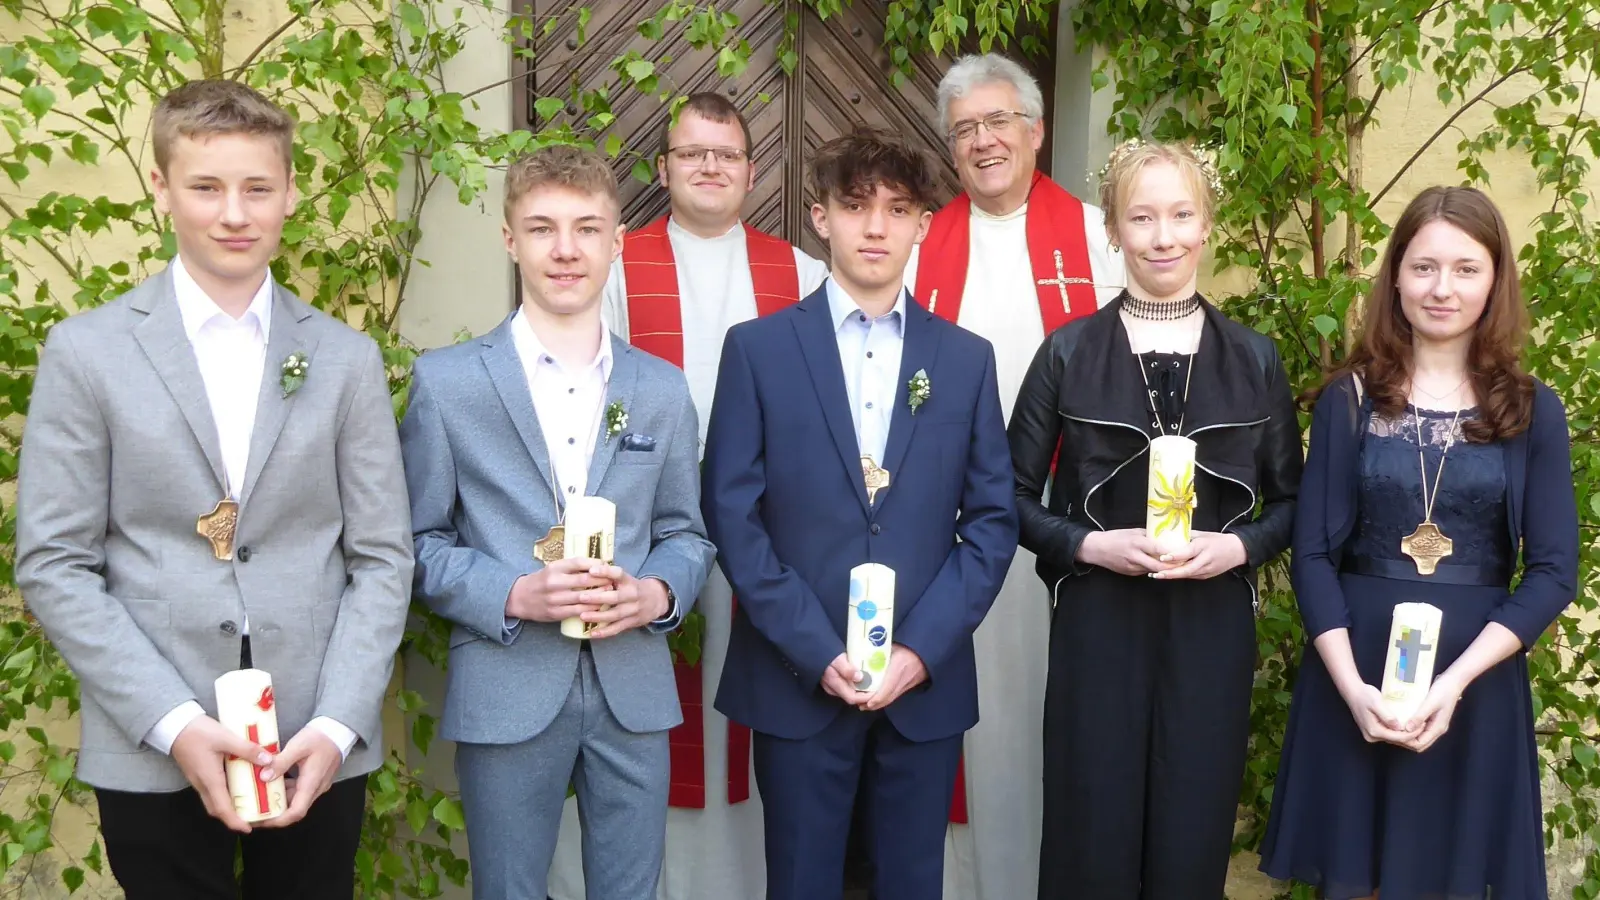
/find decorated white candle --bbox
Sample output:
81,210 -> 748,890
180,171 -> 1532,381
848,563 -> 895,693
560,495 -> 617,639
214,668 -> 287,823
1380,602 -> 1443,721
1146,434 -> 1198,555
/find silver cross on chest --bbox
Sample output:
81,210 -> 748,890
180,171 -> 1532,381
1037,249 -> 1094,315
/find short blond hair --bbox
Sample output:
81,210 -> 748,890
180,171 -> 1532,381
503,145 -> 619,223
1097,140 -> 1219,234
152,80 -> 294,174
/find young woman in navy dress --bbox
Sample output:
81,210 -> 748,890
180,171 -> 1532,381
1260,186 -> 1579,899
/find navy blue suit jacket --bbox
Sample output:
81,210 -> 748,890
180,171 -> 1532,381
1293,374 -> 1578,647
704,286 -> 1019,743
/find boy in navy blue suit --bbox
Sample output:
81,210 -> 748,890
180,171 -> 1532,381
701,128 -> 1019,900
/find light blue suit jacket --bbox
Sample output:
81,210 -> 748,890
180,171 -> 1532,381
400,314 -> 714,743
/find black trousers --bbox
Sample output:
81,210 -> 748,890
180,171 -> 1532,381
97,774 -> 366,900
1039,571 -> 1257,900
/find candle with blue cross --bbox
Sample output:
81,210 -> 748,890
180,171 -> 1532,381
1380,602 -> 1443,720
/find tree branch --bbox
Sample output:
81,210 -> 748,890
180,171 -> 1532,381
0,196 -> 83,281
228,12 -> 305,78
1372,66 -> 1531,206
1352,81 -> 1386,135
1333,0 -> 1450,84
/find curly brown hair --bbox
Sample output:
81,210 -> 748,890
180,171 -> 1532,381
1320,185 -> 1533,442
808,128 -> 937,210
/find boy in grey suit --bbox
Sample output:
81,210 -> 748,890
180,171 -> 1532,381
15,81 -> 414,898
400,145 -> 714,900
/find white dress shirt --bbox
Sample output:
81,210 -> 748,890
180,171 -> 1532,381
510,311 -> 677,625
144,258 -> 358,759
826,278 -> 906,467
510,310 -> 615,502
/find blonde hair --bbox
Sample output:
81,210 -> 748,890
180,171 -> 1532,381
502,144 -> 619,223
1097,140 -> 1220,237
152,80 -> 294,174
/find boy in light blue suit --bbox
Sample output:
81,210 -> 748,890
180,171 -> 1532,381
399,145 -> 715,900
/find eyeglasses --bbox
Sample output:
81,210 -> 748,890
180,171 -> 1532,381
946,110 -> 1033,144
666,146 -> 749,166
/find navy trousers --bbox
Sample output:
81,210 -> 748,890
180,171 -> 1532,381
755,709 -> 962,900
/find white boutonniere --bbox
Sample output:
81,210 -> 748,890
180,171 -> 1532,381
908,369 -> 931,415
605,400 -> 628,442
280,351 -> 309,398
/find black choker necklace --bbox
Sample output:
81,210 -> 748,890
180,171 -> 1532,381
1122,292 -> 1201,321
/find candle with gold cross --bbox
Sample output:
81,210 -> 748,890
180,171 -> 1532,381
558,496 -> 616,640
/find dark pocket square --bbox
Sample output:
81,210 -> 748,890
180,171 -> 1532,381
621,433 -> 656,452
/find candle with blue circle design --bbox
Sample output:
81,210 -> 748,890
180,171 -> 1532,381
848,563 -> 895,693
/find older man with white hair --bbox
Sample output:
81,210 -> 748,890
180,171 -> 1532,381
906,53 -> 1125,900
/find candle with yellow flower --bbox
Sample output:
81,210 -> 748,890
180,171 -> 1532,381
1146,434 -> 1198,555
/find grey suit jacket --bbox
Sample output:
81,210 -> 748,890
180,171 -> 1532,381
15,267 -> 415,792
399,316 -> 714,744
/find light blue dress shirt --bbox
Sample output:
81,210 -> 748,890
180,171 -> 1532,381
826,277 -> 906,467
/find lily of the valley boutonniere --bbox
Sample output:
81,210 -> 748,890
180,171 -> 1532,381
908,369 -> 931,415
605,400 -> 628,442
280,351 -> 309,398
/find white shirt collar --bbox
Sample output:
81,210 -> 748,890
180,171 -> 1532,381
667,215 -> 743,243
171,256 -> 274,341
510,309 -> 614,382
825,277 -> 907,334
972,200 -> 1028,224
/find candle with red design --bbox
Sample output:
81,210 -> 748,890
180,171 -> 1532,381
215,669 -> 287,822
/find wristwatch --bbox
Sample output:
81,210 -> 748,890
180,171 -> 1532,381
652,579 -> 678,624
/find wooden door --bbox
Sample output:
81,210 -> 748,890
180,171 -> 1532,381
518,0 -> 1055,261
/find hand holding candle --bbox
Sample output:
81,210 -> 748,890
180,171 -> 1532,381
1380,602 -> 1444,723
560,496 -> 617,639
214,669 -> 287,823
847,563 -> 896,693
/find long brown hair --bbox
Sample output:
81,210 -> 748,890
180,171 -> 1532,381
1321,185 -> 1533,441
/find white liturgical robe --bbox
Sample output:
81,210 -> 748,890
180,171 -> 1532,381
905,198 -> 1125,900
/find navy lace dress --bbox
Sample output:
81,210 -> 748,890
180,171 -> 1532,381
1261,407 -> 1549,899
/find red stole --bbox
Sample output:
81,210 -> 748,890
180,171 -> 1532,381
621,215 -> 800,809
623,216 -> 800,366
913,172 -> 1097,334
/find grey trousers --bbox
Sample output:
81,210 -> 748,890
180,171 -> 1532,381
455,652 -> 670,900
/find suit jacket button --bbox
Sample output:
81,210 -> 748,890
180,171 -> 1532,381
870,524 -> 881,535
236,546 -> 252,562
220,620 -> 238,635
